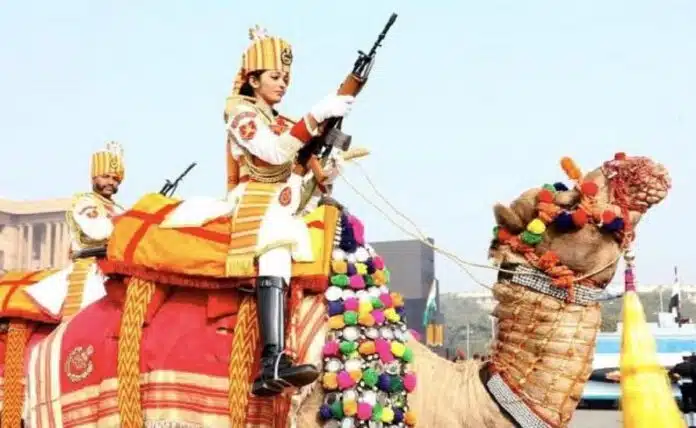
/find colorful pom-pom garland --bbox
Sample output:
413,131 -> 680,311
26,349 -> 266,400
497,156 -> 629,248
321,213 -> 417,427
490,155 -> 632,301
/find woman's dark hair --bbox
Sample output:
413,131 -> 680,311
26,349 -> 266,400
239,70 -> 265,97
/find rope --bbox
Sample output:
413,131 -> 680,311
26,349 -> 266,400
339,161 -> 622,292
117,277 -> 155,428
2,320 -> 29,428
227,295 -> 260,426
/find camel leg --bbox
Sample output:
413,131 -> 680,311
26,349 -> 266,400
251,248 -> 320,397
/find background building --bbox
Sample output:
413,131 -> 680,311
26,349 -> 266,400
0,198 -> 71,272
371,238 -> 445,353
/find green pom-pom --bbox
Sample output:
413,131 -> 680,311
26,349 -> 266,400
371,296 -> 384,309
542,183 -> 557,193
402,348 -> 414,362
383,269 -> 391,283
389,375 -> 404,392
365,275 -> 375,286
343,311 -> 358,325
521,231 -> 543,245
330,274 -> 349,288
492,225 -> 500,238
330,399 -> 344,418
372,403 -> 383,421
340,341 -> 357,354
363,368 -> 378,387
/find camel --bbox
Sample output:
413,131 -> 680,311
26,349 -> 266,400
294,152 -> 671,427
21,152 -> 670,428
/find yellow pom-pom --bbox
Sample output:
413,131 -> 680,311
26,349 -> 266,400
328,315 -> 345,330
322,372 -> 338,390
405,410 -> 417,425
384,307 -> 400,322
381,407 -> 395,423
349,370 -> 362,382
372,270 -> 386,285
391,341 -> 406,357
355,263 -> 368,275
359,300 -> 373,315
359,341 -> 376,355
343,399 -> 358,416
526,218 -> 546,235
358,312 -> 375,327
331,260 -> 348,274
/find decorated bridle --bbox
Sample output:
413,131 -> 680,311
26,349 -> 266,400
493,152 -> 671,301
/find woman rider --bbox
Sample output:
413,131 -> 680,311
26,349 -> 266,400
223,25 -> 354,397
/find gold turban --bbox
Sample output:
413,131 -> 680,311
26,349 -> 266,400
90,141 -> 125,182
224,25 -> 293,119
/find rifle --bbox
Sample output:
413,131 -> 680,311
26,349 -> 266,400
160,162 -> 197,197
295,13 -> 398,207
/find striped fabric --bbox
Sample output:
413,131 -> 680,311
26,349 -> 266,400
243,35 -> 291,75
26,295 -> 327,428
61,258 -> 94,318
226,182 -> 281,276
90,151 -> 124,181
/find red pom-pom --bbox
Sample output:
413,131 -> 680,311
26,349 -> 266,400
537,189 -> 554,204
580,181 -> 599,197
614,152 -> 627,160
572,209 -> 588,227
497,228 -> 513,241
601,209 -> 617,224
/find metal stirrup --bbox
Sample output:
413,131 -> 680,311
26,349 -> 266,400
271,351 -> 293,388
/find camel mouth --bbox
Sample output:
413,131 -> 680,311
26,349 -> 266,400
601,154 -> 671,214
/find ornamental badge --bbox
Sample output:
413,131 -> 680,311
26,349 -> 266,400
280,47 -> 293,66
278,186 -> 292,207
64,344 -> 95,383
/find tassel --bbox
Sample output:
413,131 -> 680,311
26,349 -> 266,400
560,156 -> 582,181
620,252 -> 685,428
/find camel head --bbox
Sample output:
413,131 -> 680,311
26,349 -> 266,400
489,152 -> 671,287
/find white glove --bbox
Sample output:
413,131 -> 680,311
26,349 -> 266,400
309,94 -> 355,123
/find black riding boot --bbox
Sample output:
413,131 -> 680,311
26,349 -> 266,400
251,276 -> 320,396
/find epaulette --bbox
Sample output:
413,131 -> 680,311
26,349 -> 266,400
224,95 -> 257,121
70,192 -> 96,208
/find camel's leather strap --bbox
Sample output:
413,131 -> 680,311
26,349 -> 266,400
498,263 -> 604,306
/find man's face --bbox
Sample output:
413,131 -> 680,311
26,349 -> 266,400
92,174 -> 120,198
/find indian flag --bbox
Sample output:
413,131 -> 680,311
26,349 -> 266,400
422,279 -> 438,327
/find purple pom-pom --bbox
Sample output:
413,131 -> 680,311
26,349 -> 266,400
603,217 -> 624,232
365,258 -> 376,274
553,211 -> 574,232
346,263 -> 358,276
393,408 -> 404,423
319,404 -> 333,420
377,373 -> 391,391
328,301 -> 344,316
553,182 -> 569,191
